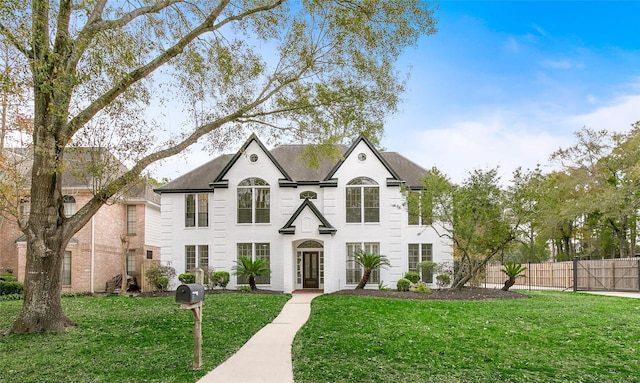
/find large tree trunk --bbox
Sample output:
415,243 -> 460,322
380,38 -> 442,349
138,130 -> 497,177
10,148 -> 75,332
10,244 -> 75,333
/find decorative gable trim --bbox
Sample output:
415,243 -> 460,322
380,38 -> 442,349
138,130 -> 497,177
278,199 -> 337,235
212,134 -> 293,185
324,135 -> 403,183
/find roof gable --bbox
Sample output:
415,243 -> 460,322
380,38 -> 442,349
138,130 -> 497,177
279,199 -> 336,235
212,134 -> 292,187
324,135 -> 402,185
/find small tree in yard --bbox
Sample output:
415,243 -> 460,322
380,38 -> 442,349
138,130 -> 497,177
353,250 -> 390,289
233,257 -> 270,291
501,262 -> 527,291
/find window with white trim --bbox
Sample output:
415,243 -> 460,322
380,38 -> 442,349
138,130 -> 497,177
63,195 -> 76,218
126,205 -> 136,234
408,243 -> 433,283
346,242 -> 380,284
185,245 -> 209,271
62,251 -> 71,285
346,177 -> 379,223
185,194 -> 209,227
126,249 -> 136,275
237,243 -> 270,284
237,178 -> 270,224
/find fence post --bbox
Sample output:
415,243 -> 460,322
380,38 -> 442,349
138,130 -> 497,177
573,257 -> 578,292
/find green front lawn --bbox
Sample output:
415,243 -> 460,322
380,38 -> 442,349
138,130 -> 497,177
0,293 -> 290,383
292,291 -> 640,383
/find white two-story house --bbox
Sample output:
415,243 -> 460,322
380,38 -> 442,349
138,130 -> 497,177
156,134 -> 453,293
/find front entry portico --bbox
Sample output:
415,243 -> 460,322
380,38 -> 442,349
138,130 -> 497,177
296,240 -> 324,290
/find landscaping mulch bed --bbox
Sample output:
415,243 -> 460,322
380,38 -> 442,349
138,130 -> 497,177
136,287 -> 527,300
331,287 -> 528,300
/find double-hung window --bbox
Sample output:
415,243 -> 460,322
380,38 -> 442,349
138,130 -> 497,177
126,205 -> 136,234
185,245 -> 209,271
185,194 -> 209,227
346,242 -> 380,284
346,177 -> 379,223
62,251 -> 72,285
407,191 -> 432,226
237,178 -> 270,224
237,243 -> 271,284
408,243 -> 433,283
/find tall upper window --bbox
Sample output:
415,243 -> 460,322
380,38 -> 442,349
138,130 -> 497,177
408,243 -> 433,283
185,194 -> 209,227
126,205 -> 136,234
346,242 -> 380,284
407,191 -> 432,226
237,178 -> 270,224
63,195 -> 76,217
346,177 -> 379,223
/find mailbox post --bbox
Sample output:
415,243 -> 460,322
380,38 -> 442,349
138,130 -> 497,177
176,284 -> 205,369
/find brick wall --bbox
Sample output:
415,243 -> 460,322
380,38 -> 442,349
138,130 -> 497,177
3,192 -> 161,293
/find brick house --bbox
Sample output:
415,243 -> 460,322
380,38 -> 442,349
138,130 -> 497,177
156,134 -> 453,293
0,148 -> 161,292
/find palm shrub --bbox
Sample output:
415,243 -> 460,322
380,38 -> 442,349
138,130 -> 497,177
352,250 -> 391,289
233,257 -> 270,291
501,262 -> 527,291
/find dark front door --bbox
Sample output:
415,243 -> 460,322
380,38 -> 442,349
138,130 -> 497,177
303,252 -> 319,288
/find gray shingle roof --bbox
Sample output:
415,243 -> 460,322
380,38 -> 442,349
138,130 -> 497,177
156,138 -> 429,192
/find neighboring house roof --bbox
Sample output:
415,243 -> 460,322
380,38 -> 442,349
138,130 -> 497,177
156,135 -> 430,192
2,147 -> 159,201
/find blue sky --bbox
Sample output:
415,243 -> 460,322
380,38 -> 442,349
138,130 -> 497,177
154,1 -> 640,183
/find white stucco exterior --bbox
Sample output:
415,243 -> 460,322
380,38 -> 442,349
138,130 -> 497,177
158,135 -> 453,293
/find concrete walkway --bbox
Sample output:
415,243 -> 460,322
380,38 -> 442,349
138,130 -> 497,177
197,291 -> 322,383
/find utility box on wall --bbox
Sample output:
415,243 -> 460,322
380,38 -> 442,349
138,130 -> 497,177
175,283 -> 205,304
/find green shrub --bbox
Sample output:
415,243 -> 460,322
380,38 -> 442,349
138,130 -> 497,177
397,278 -> 411,292
238,285 -> 252,293
404,271 -> 420,284
415,283 -> 431,294
155,277 -> 169,291
178,272 -> 195,284
144,264 -> 176,291
436,273 -> 451,288
0,280 -> 24,295
1,273 -> 17,282
213,271 -> 230,289
378,281 -> 391,291
0,293 -> 23,301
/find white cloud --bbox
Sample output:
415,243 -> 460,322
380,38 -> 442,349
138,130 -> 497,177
566,93 -> 640,132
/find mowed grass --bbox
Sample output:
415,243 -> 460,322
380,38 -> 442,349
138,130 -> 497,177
0,293 -> 289,383
292,291 -> 640,383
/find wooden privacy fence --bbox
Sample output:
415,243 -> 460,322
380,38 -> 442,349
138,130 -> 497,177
485,258 -> 640,292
